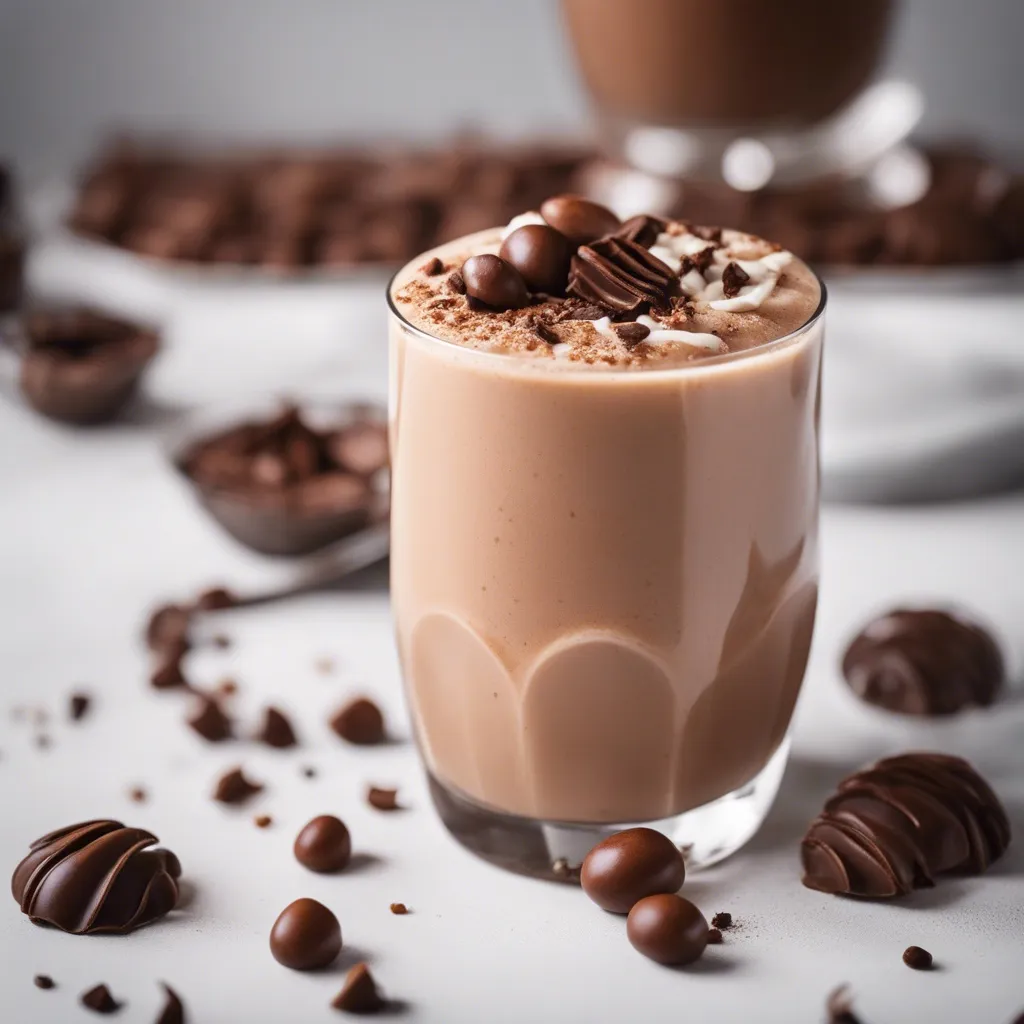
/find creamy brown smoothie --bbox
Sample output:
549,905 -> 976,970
561,0 -> 893,129
389,198 -> 823,832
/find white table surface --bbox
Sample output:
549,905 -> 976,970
1,363 -> 1023,1024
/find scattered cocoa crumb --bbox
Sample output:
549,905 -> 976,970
211,634 -> 232,649
254,814 -> 273,829
367,786 -> 399,811
217,678 -> 238,696
447,270 -> 465,294
128,786 -> 147,803
69,692 -> 92,721
33,974 -> 55,990
389,903 -> 409,915
301,766 -> 317,779
195,586 -> 237,611
314,657 -> 335,675
421,256 -> 444,275
711,912 -> 733,929
80,983 -> 120,1014
552,858 -> 580,882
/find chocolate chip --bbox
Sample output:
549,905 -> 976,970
155,984 -> 185,1024
254,814 -> 273,829
711,911 -> 732,929
80,983 -> 120,1014
301,766 -> 317,779
187,694 -> 232,742
681,246 -> 716,276
421,256 -> 444,275
218,678 -> 238,696
540,194 -> 620,246
581,828 -> 686,914
903,946 -> 933,970
69,692 -> 91,721
499,224 -> 573,295
256,706 -> 298,748
294,815 -> 351,873
330,697 -> 385,745
33,975 -> 55,990
367,786 -> 399,811
706,927 -> 723,944
389,903 -> 408,915
626,894 -> 709,966
461,254 -> 530,311
721,261 -> 750,298
270,898 -> 342,971
447,269 -> 466,294
331,962 -> 385,1014
613,322 -> 650,348
532,320 -> 561,346
213,766 -> 263,804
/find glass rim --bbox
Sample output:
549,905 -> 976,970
386,251 -> 827,378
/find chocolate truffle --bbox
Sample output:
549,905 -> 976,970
330,697 -> 385,745
269,898 -> 342,970
461,254 -> 530,311
293,815 -> 351,873
801,752 -> 1011,898
12,820 -> 181,934
499,224 -> 573,295
331,962 -> 385,1014
580,827 -> 685,914
626,894 -> 709,966
540,194 -> 620,246
842,608 -> 1003,715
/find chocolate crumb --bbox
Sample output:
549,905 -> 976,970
330,697 -> 385,745
301,766 -> 317,779
389,902 -> 409,915
217,678 -> 238,696
613,322 -> 650,347
155,983 -> 185,1024
213,766 -> 263,804
146,603 -> 192,655
367,786 -> 399,811
711,911 -> 733,929
128,786 -> 147,803
151,651 -> 188,691
187,694 -> 232,742
254,814 -> 273,829
447,270 -> 466,294
80,983 -> 120,1014
195,586 -> 236,611
706,927 -> 723,944
421,256 -> 444,276
903,946 -> 933,970
315,657 -> 335,675
722,261 -> 751,298
69,692 -> 92,721
681,245 -> 717,276
826,985 -> 862,1024
332,962 -> 385,1014
256,706 -> 298,749
33,974 -> 56,990
211,634 -> 231,649
533,320 -> 561,345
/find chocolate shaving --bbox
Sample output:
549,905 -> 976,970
681,245 -> 717,276
613,322 -> 650,348
212,766 -> 263,804
568,236 -> 675,312
615,214 -> 667,248
721,261 -> 750,298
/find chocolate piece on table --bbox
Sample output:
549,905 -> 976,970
367,786 -> 399,812
581,827 -> 685,914
540,194 -> 619,246
128,786 -> 147,803
499,224 -> 573,295
568,236 -> 675,312
256,706 -> 298,748
186,694 -> 232,742
213,766 -> 263,804
332,963 -> 386,1014
33,974 -> 55,989
151,650 -> 189,690
842,608 -> 1003,715
626,894 -> 709,966
447,269 -> 466,294
721,261 -> 751,298
826,985 -> 863,1024
81,983 -> 121,1014
12,819 -> 181,934
69,692 -> 91,721
801,752 -> 1011,898
421,256 -> 444,276
710,911 -> 732,929
330,697 -> 385,745
254,814 -> 273,829
902,945 -> 933,970
270,898 -> 342,970
706,927 -> 723,944
301,765 -> 317,779
18,308 -> 158,426
294,815 -> 352,873
146,604 -> 192,655
616,214 -> 666,248
461,254 -> 530,311
155,983 -> 185,1024
195,586 -> 237,611
614,322 -> 650,347
390,902 -> 408,915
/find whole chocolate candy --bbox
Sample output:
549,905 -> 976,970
294,815 -> 352,873
626,893 -> 709,966
270,898 -> 342,970
461,254 -> 529,311
580,827 -> 685,914
540,194 -> 620,246
498,224 -> 572,295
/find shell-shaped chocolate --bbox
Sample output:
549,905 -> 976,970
801,753 -> 1010,898
842,608 -> 1003,715
568,235 -> 675,312
11,819 -> 181,934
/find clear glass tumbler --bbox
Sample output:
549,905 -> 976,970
388,260 -> 825,879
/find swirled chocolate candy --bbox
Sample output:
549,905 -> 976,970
801,753 -> 1010,898
11,820 -> 181,934
842,609 -> 1004,715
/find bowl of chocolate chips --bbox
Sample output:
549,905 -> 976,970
169,400 -> 389,556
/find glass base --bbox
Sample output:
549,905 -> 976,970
428,736 -> 791,883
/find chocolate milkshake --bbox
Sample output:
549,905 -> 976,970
389,197 -> 823,874
561,0 -> 893,129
